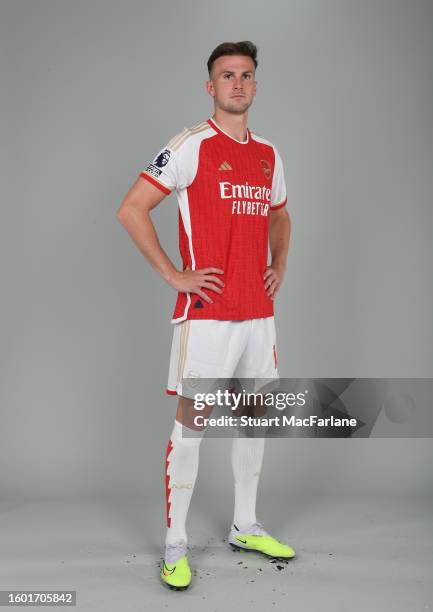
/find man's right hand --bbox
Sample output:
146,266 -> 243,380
168,267 -> 225,304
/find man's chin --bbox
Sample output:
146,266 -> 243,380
220,101 -> 252,115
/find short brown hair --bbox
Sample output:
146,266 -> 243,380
207,41 -> 258,76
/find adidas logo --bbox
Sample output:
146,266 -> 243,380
219,161 -> 232,171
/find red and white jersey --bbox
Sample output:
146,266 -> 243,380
139,117 -> 287,323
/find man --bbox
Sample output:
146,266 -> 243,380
117,41 -> 295,591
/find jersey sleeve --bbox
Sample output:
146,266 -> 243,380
270,146 -> 287,210
138,129 -> 191,195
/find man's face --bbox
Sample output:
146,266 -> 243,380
206,55 -> 257,114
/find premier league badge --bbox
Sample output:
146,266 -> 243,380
154,149 -> 171,168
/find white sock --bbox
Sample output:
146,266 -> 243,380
164,419 -> 204,550
231,432 -> 265,531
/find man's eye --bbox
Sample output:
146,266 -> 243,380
244,74 -> 251,79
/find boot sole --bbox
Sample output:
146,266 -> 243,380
229,542 -> 296,562
168,584 -> 189,591
161,578 -> 190,591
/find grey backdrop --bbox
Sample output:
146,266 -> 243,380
1,0 -> 432,499
1,1 -> 432,609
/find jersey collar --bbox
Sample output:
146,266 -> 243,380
207,117 -> 251,144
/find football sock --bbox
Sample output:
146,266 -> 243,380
231,430 -> 265,531
164,419 -> 204,554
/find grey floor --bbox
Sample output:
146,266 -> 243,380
1,493 -> 432,612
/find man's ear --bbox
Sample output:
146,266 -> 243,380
206,79 -> 215,98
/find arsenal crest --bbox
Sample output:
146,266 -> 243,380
260,159 -> 271,179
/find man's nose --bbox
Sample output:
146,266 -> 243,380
233,77 -> 243,89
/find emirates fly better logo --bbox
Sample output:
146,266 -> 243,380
219,181 -> 271,216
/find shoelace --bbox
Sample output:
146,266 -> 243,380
165,541 -> 187,565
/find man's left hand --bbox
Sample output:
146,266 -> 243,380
263,263 -> 285,300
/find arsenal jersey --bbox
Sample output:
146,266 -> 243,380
139,117 -> 287,323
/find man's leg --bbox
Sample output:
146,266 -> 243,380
227,317 -> 296,559
230,376 -> 269,533
162,318 -> 248,586
231,431 -> 265,531
229,418 -> 295,559
164,421 -> 202,556
230,317 -> 277,531
164,397 -> 211,562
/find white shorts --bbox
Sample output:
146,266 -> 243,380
166,317 -> 279,397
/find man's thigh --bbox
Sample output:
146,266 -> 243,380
234,317 -> 279,379
167,320 -> 250,397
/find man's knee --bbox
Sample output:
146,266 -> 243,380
176,396 -> 213,431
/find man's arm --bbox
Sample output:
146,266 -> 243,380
117,178 -> 224,303
264,207 -> 291,299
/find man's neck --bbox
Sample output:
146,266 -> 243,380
211,110 -> 248,142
